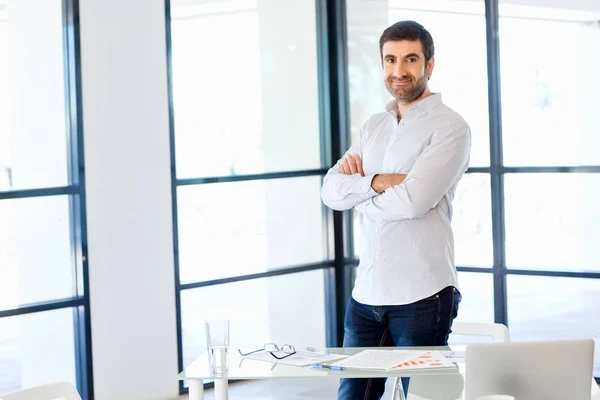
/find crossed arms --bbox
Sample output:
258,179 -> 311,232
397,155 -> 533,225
338,154 -> 408,194
321,121 -> 471,222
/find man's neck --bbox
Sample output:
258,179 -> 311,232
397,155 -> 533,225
397,90 -> 433,119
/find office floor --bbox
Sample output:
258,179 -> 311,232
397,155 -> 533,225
178,378 -> 398,399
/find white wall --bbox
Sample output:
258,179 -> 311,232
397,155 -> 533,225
78,0 -> 179,399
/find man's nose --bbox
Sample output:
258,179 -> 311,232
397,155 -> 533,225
393,61 -> 407,78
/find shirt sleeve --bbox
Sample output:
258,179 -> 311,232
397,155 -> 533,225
355,120 -> 471,221
321,124 -> 378,211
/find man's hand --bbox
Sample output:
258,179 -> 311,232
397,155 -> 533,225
339,154 -> 364,177
371,174 -> 407,194
371,174 -> 438,210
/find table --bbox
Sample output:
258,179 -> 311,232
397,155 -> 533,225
178,346 -> 467,400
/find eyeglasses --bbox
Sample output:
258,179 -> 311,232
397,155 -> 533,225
238,343 -> 297,360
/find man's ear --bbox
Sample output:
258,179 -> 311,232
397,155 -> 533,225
427,56 -> 435,80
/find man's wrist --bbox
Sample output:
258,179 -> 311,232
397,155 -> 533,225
370,173 -> 407,194
371,174 -> 385,194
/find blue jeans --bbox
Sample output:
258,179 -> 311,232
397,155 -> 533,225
337,286 -> 461,400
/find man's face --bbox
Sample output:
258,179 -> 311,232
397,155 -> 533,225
382,40 -> 434,105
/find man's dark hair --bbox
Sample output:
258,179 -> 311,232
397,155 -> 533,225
379,20 -> 434,62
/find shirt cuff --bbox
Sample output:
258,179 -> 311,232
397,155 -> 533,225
355,174 -> 378,195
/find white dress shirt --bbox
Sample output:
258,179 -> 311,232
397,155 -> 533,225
321,93 -> 471,305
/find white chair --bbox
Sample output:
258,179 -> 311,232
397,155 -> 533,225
591,378 -> 600,400
0,382 -> 82,400
448,321 -> 509,344
391,321 -> 509,400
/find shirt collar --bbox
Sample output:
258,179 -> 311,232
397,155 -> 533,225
385,92 -> 442,118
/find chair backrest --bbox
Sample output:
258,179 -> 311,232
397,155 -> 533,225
591,378 -> 600,400
449,321 -> 509,344
0,382 -> 82,400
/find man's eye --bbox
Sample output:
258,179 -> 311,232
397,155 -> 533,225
407,58 -> 417,63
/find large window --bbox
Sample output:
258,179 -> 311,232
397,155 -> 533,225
167,0 -> 600,393
167,0 -> 332,391
498,1 -> 600,377
0,0 -> 91,397
346,0 -> 600,378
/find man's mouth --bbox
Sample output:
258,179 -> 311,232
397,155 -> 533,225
392,79 -> 412,87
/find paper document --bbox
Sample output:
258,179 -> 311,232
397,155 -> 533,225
241,349 -> 348,367
390,351 -> 455,370
329,350 -> 455,371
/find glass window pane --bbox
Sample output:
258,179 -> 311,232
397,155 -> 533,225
507,275 -> 600,377
180,269 -> 327,369
177,176 -> 327,283
453,173 -> 492,267
505,174 -> 600,272
0,0 -> 69,191
0,195 -> 76,308
346,0 -> 489,166
0,308 -> 78,394
454,271 -> 494,325
499,3 -> 600,166
0,10 -> 7,190
170,0 -> 322,178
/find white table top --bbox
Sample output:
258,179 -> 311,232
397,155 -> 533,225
178,345 -> 467,381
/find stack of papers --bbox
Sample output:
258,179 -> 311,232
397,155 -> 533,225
240,349 -> 348,367
329,350 -> 455,371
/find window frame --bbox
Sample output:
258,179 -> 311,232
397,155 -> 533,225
165,2 -> 600,395
0,0 -> 93,398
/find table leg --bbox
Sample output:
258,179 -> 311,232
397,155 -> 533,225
214,378 -> 229,400
188,380 -> 204,400
391,377 -> 405,400
390,379 -> 398,400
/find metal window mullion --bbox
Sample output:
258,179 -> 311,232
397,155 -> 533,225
178,262 -> 334,291
466,167 -> 490,173
0,297 -> 84,319
506,269 -> 600,280
320,0 -> 351,348
63,6 -> 83,396
164,0 -> 186,395
484,0 -> 508,327
315,0 -> 339,347
502,166 -> 600,174
0,186 -> 76,200
458,266 -> 600,280
175,168 -> 328,186
62,0 -> 93,397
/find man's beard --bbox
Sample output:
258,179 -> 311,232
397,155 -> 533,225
385,73 -> 428,104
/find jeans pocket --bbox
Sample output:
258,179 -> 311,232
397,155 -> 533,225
454,287 -> 462,304
411,294 -> 440,317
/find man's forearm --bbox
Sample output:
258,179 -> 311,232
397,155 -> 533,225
371,173 -> 408,194
321,173 -> 378,211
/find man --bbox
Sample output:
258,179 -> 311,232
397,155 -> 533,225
321,20 -> 470,400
